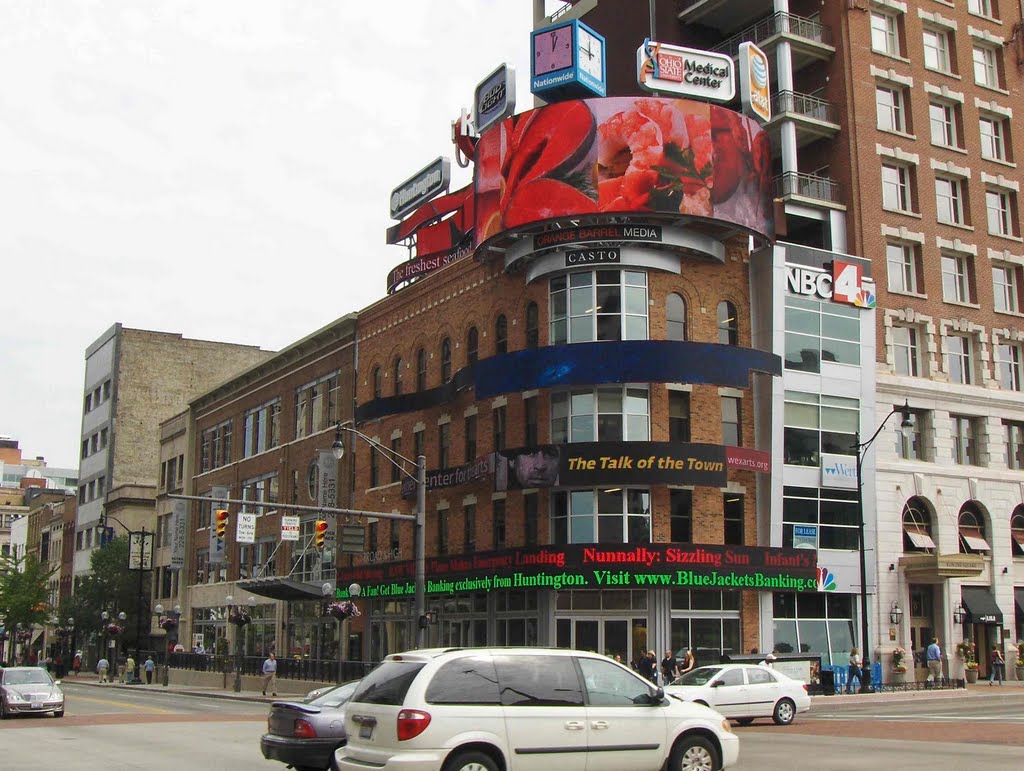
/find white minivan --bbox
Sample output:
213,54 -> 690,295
334,647 -> 739,771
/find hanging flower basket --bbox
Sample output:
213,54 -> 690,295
326,600 -> 361,620
159,617 -> 179,631
228,609 -> 252,627
891,646 -> 907,672
106,623 -> 125,636
54,626 -> 73,638
15,630 -> 32,643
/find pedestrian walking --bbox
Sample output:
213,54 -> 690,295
54,653 -> 64,678
926,638 -> 942,686
989,645 -> 1004,685
72,652 -> 82,676
96,656 -> 110,683
637,649 -> 656,683
262,652 -> 278,696
661,649 -> 678,685
144,655 -> 156,685
678,647 -> 696,676
845,647 -> 862,693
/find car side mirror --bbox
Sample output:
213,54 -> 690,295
651,686 -> 664,703
709,680 -> 723,687
54,680 -> 62,686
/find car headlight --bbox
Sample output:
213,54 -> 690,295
4,689 -> 26,702
721,720 -> 733,734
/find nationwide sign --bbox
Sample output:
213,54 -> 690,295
337,542 -> 819,599
637,39 -> 735,102
390,157 -> 451,221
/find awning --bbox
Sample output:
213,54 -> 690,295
905,530 -> 936,550
237,577 -> 331,602
961,585 -> 1003,625
959,528 -> 990,552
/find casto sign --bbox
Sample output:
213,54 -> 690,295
565,247 -> 620,266
337,542 -> 819,599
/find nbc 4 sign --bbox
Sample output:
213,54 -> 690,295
816,567 -> 837,592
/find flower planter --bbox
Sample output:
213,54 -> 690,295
1015,665 -> 1024,682
965,668 -> 979,684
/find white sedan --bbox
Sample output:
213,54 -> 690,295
665,664 -> 810,726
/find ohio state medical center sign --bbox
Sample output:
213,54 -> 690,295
338,542 -> 818,599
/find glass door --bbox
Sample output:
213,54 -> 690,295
555,616 -> 646,668
908,584 -> 934,682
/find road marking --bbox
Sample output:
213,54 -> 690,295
70,694 -> 178,714
812,714 -> 1024,722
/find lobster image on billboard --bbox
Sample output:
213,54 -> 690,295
474,96 -> 774,246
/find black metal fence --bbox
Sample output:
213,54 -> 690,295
167,652 -> 376,684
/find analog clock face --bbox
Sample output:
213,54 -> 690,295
577,29 -> 603,80
534,25 -> 573,75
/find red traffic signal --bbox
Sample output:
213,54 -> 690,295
314,519 -> 328,549
215,509 -> 229,539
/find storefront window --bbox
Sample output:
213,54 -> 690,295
772,591 -> 854,667
551,488 -> 651,545
550,270 -> 649,344
670,590 -> 741,664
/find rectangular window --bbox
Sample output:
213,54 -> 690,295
241,473 -> 279,515
935,177 -> 966,225
724,494 -> 744,545
438,423 -> 450,469
524,398 -> 538,446
898,409 -> 927,460
783,392 -> 859,467
929,101 -> 958,148
886,241 -> 920,293
997,343 -> 1023,391
951,415 -> 978,465
295,387 -> 309,439
784,295 -> 861,373
986,189 -> 1016,237
882,163 -> 911,211
969,0 -> 996,18
243,400 -> 281,457
923,27 -> 952,73
551,386 -> 650,443
782,486 -> 860,551
979,116 -> 1009,161
465,414 -> 478,462
1005,420 -> 1024,469
493,499 -> 506,550
670,489 -> 692,542
721,396 -> 741,446
669,391 -> 691,442
941,252 -> 974,304
876,85 -> 907,133
549,270 -> 649,345
973,44 -> 1000,88
391,436 -> 403,484
84,393 -> 92,413
414,429 -> 424,461
437,508 -> 449,554
944,334 -> 974,384
870,11 -> 900,56
463,503 -> 476,553
493,406 -> 506,450
993,264 -> 1023,313
524,493 -> 538,547
369,450 -> 379,488
100,427 -> 108,448
892,325 -> 921,376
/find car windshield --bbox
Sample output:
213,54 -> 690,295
3,670 -> 53,686
672,666 -> 721,686
308,680 -> 360,707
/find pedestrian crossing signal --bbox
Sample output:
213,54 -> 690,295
314,519 -> 328,549
215,509 -> 229,539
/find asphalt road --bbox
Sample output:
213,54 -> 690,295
2,682 -> 1022,770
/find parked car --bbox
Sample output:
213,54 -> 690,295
0,666 -> 65,718
261,680 -> 360,771
333,647 -> 739,771
665,664 -> 810,726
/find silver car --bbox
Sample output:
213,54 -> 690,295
261,680 -> 360,771
0,667 -> 65,718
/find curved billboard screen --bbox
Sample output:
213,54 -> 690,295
474,96 -> 774,246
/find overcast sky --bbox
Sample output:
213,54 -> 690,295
0,1 -> 562,469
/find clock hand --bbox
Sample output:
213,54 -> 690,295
551,30 -> 557,52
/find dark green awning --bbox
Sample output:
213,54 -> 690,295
961,586 -> 1002,625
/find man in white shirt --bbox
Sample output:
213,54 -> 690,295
262,653 -> 278,696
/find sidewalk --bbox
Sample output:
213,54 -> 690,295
811,677 -> 1024,706
63,671 -> 320,704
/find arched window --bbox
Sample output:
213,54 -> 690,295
393,357 -> 403,395
441,338 -> 452,384
717,301 -> 738,345
416,348 -> 427,391
958,503 -> 990,554
526,302 -> 540,349
372,366 -> 382,400
467,327 -> 479,365
495,315 -> 508,355
667,293 -> 687,341
902,497 -> 935,552
1011,505 -> 1024,557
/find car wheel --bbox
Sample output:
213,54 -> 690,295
669,735 -> 720,771
442,750 -> 499,771
54,709 -> 65,718
735,717 -> 754,726
772,698 -> 796,726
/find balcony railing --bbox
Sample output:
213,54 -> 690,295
772,91 -> 838,125
714,12 -> 833,58
775,172 -> 842,204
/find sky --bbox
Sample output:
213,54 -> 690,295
0,0 -> 563,470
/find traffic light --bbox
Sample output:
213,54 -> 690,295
215,509 -> 229,540
314,519 -> 328,549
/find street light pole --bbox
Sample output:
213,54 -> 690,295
855,400 -> 912,694
332,423 -> 427,649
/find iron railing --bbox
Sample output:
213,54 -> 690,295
167,652 -> 376,684
714,12 -> 833,58
775,171 -> 842,204
772,90 -> 838,125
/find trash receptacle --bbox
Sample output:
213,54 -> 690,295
818,668 -> 835,695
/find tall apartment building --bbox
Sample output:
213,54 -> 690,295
553,0 -> 1024,679
74,324 -> 271,582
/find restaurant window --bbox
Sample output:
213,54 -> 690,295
902,497 -> 936,553
549,270 -> 649,344
958,504 -> 990,554
551,488 -> 651,545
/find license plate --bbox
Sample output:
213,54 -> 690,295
31,703 -> 43,710
359,723 -> 374,739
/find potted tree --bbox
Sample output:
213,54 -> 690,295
890,646 -> 907,683
957,640 -> 979,683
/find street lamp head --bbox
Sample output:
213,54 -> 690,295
953,602 -> 966,624
348,583 -> 362,598
225,595 -> 234,605
101,611 -> 109,621
331,422 -> 345,461
155,604 -> 164,615
117,612 -> 126,621
247,596 -> 256,607
173,605 -> 181,615
67,617 -> 74,626
899,400 -> 913,429
322,582 -> 333,596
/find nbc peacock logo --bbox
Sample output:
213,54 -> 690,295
816,567 -> 837,592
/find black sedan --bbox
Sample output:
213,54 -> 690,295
261,680 -> 360,771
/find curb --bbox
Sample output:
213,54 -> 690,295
65,679 -> 303,704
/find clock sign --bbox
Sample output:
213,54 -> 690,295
531,20 -> 606,101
